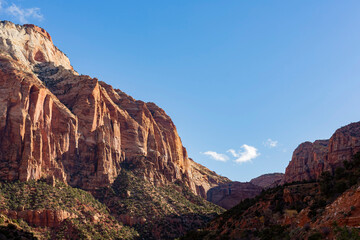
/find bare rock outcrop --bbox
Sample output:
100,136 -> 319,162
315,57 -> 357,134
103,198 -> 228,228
0,21 -> 74,73
285,122 -> 360,183
0,22 -> 228,196
0,58 -> 78,183
314,185 -> 360,228
250,173 -> 284,189
0,209 -> 76,228
207,182 -> 262,209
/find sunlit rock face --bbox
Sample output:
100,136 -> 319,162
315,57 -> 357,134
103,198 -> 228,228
0,59 -> 78,183
0,21 -> 74,73
284,122 -> 360,183
0,21 -> 228,195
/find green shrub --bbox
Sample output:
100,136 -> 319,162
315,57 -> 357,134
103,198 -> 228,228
308,232 -> 323,240
334,226 -> 360,240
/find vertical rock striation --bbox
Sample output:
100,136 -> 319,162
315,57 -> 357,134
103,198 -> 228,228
0,58 -> 78,183
0,21 -> 228,196
285,122 -> 360,183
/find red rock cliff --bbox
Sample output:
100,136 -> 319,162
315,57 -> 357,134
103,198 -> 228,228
0,59 -> 78,183
285,122 -> 360,183
207,182 -> 262,209
0,22 -> 228,196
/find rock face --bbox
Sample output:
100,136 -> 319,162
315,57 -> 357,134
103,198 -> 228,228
0,209 -> 76,228
0,58 -> 79,183
0,21 -> 74,73
314,185 -> 360,228
207,182 -> 262,209
207,173 -> 283,209
0,21 -> 228,195
250,173 -> 284,189
285,122 -> 360,183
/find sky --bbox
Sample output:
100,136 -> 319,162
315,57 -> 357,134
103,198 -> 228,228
2,1 -> 360,182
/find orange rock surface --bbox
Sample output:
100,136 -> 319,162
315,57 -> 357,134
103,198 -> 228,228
285,122 -> 360,183
0,21 -> 228,196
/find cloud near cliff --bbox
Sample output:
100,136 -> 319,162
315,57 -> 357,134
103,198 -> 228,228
0,1 -> 43,24
202,151 -> 228,162
227,144 -> 260,163
264,138 -> 278,148
203,144 -> 260,163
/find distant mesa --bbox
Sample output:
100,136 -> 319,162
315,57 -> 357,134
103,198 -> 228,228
250,172 -> 284,189
207,173 -> 284,209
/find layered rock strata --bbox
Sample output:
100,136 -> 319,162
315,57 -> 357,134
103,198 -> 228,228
285,122 -> 360,183
0,21 -> 228,195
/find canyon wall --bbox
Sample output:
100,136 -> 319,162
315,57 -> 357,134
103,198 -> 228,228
285,122 -> 360,183
0,21 -> 228,196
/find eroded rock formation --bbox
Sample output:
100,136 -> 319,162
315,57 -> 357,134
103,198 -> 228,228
0,209 -> 76,228
0,21 -> 228,196
285,122 -> 360,183
207,182 -> 262,209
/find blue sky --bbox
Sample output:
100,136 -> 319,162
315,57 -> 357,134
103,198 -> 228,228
2,1 -> 360,181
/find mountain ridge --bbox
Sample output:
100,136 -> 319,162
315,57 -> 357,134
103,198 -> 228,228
285,121 -> 360,183
183,122 -> 360,239
0,21 -> 229,239
0,20 -> 229,195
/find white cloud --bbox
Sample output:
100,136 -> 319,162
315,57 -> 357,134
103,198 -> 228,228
264,138 -> 278,148
1,1 -> 43,24
228,145 -> 260,163
202,151 -> 228,162
227,149 -> 238,157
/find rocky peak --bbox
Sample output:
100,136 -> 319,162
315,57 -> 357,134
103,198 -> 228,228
0,21 -> 228,196
0,21 -> 74,73
23,24 -> 52,42
284,122 -> 360,183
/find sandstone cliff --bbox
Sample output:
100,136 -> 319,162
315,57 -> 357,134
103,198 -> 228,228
250,173 -> 284,189
0,21 -> 228,195
0,21 -> 231,239
186,159 -> 360,240
285,122 -> 360,183
206,173 -> 283,209
207,182 -> 262,209
0,21 -> 74,73
0,57 -> 79,183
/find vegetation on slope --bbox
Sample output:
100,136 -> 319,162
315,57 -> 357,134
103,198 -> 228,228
96,161 -> 225,239
182,153 -> 360,240
0,179 -> 138,240
0,214 -> 37,240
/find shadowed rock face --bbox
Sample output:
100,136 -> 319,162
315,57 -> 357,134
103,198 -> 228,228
206,173 -> 284,209
0,21 -> 228,196
207,182 -> 262,209
285,122 -> 360,183
250,173 -> 284,189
